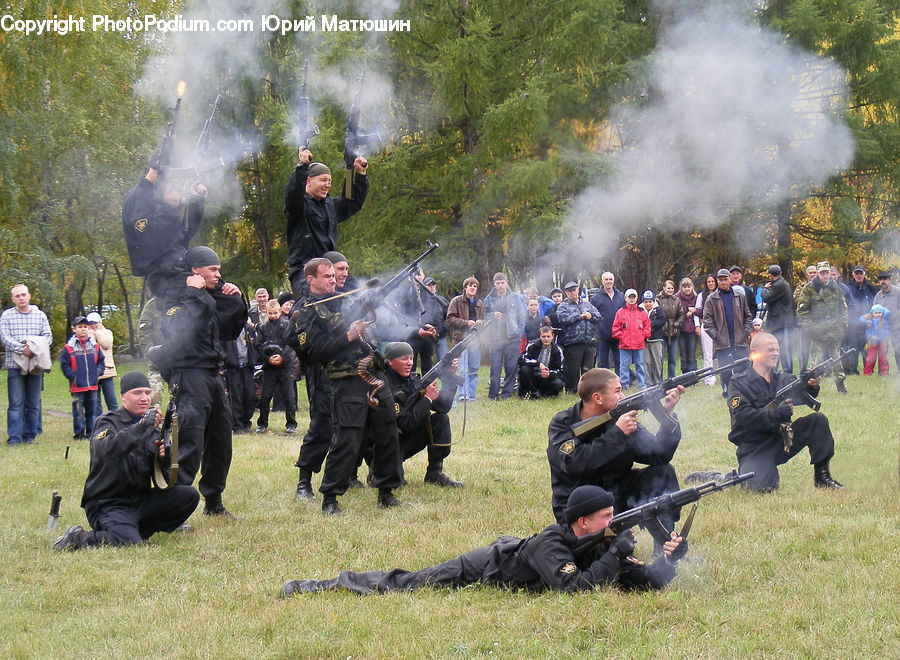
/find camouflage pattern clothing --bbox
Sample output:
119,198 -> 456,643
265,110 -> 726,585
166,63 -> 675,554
796,277 -> 848,385
138,298 -> 166,405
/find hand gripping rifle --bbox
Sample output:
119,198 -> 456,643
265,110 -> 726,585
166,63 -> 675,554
572,357 -> 750,438
764,348 -> 855,412
571,470 -> 755,556
152,385 -> 180,489
298,59 -> 319,149
343,69 -> 381,199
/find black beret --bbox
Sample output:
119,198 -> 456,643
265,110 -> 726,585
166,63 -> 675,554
120,371 -> 151,394
564,485 -> 615,524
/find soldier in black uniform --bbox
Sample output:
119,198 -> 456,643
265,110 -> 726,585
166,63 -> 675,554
293,251 -> 360,500
547,368 -> 684,530
383,341 -> 462,488
727,332 -> 843,492
291,258 -> 403,515
122,152 -> 207,300
158,246 -> 247,518
280,484 -> 685,596
53,372 -> 199,550
284,147 -> 368,294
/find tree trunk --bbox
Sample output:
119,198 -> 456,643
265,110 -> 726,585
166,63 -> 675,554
113,263 -> 137,356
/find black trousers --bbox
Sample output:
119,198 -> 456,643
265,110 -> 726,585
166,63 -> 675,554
399,411 -> 451,470
295,364 -> 333,473
605,464 -> 681,533
225,365 -> 256,430
319,376 -> 402,497
517,365 -> 564,398
714,346 -> 749,395
292,544 -> 497,594
410,336 -> 435,374
736,412 -> 835,491
82,486 -> 199,546
258,367 -> 297,427
170,368 -> 233,499
563,343 -> 597,393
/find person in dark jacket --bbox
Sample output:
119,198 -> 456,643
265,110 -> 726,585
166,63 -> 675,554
157,246 -> 247,518
52,372 -> 199,550
547,368 -> 684,529
483,272 -> 526,401
280,484 -> 685,597
702,269 -> 753,396
845,266 -> 878,374
254,300 -> 298,434
727,333 -> 843,492
284,147 -> 368,294
557,282 -> 600,394
760,264 -> 795,373
640,291 -> 666,386
121,153 -> 208,301
384,341 -> 462,487
517,326 -> 565,399
60,316 -> 105,440
656,280 -> 684,379
589,272 -> 625,371
445,277 -> 486,402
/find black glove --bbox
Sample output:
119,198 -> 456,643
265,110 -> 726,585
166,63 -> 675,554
608,529 -> 635,559
774,401 -> 793,423
138,406 -> 159,430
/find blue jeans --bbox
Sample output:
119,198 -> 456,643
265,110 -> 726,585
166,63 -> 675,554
98,377 -> 118,411
456,345 -> 481,402
663,337 -> 679,379
7,369 -> 43,444
71,390 -> 99,437
619,349 -> 646,389
434,337 -> 448,361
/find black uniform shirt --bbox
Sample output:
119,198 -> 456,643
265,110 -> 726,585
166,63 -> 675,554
727,368 -> 819,449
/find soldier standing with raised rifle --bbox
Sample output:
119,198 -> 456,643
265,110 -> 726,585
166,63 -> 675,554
727,332 -> 843,492
53,372 -> 199,550
291,258 -> 403,515
547,368 -> 684,531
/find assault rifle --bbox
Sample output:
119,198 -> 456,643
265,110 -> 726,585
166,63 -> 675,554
343,69 -> 381,199
764,348 -> 855,412
165,93 -> 225,182
572,470 -> 755,556
152,385 -> 180,490
572,357 -> 749,438
153,82 -> 184,186
418,318 -> 494,392
298,59 -> 319,149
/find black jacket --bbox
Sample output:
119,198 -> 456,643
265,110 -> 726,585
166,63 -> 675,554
547,401 -> 681,524
520,339 -> 564,378
291,291 -> 371,380
727,367 -> 819,451
122,177 -> 204,277
81,407 -> 162,509
284,162 -> 368,273
385,367 -> 453,435
760,276 -> 794,332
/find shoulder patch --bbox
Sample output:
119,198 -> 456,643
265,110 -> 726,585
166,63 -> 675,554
134,218 -> 148,232
729,396 -> 741,410
559,439 -> 575,455
297,331 -> 307,345
166,306 -> 180,316
94,428 -> 109,440
560,562 -> 577,574
394,402 -> 400,415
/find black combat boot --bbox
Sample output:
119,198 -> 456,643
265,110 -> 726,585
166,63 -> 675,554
376,489 -> 404,508
321,496 -> 341,516
203,495 -> 241,519
295,469 -> 315,500
424,462 -> 463,488
814,461 -> 844,489
53,525 -> 86,551
836,380 -> 848,395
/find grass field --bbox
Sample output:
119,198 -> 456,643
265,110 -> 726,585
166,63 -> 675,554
1,363 -> 898,659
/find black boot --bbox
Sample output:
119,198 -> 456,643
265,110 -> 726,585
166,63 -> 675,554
296,469 -> 315,500
425,462 -> 463,488
203,495 -> 241,519
376,489 -> 405,508
836,380 -> 848,395
814,461 -> 844,489
53,525 -> 86,551
321,496 -> 341,516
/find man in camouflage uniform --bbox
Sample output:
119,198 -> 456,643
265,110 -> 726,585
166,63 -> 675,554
138,298 -> 166,405
796,261 -> 849,394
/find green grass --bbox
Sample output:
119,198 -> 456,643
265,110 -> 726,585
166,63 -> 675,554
1,365 -> 898,658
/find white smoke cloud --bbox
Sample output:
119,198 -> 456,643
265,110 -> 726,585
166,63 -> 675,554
569,0 -> 855,257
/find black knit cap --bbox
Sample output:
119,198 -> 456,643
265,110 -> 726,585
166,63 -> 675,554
184,246 -> 220,268
322,251 -> 347,265
564,485 -> 615,524
384,342 -> 414,360
120,371 -> 151,394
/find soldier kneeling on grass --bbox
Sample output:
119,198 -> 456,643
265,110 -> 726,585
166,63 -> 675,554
53,372 -> 199,550
280,484 -> 685,597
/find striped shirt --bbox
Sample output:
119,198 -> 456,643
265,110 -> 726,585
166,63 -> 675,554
1,306 -> 53,369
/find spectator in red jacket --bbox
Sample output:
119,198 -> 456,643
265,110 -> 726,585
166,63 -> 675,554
612,289 -> 651,389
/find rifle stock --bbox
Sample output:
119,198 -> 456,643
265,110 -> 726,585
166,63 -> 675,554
153,385 -> 180,489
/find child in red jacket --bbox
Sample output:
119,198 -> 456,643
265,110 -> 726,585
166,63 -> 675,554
612,289 -> 651,389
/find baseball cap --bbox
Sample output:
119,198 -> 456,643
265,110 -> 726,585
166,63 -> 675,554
72,315 -> 88,326
716,269 -> 730,278
86,312 -> 102,324
642,290 -> 654,301
624,288 -> 638,298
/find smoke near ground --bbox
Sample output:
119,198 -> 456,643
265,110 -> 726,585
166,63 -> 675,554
566,0 -> 855,262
